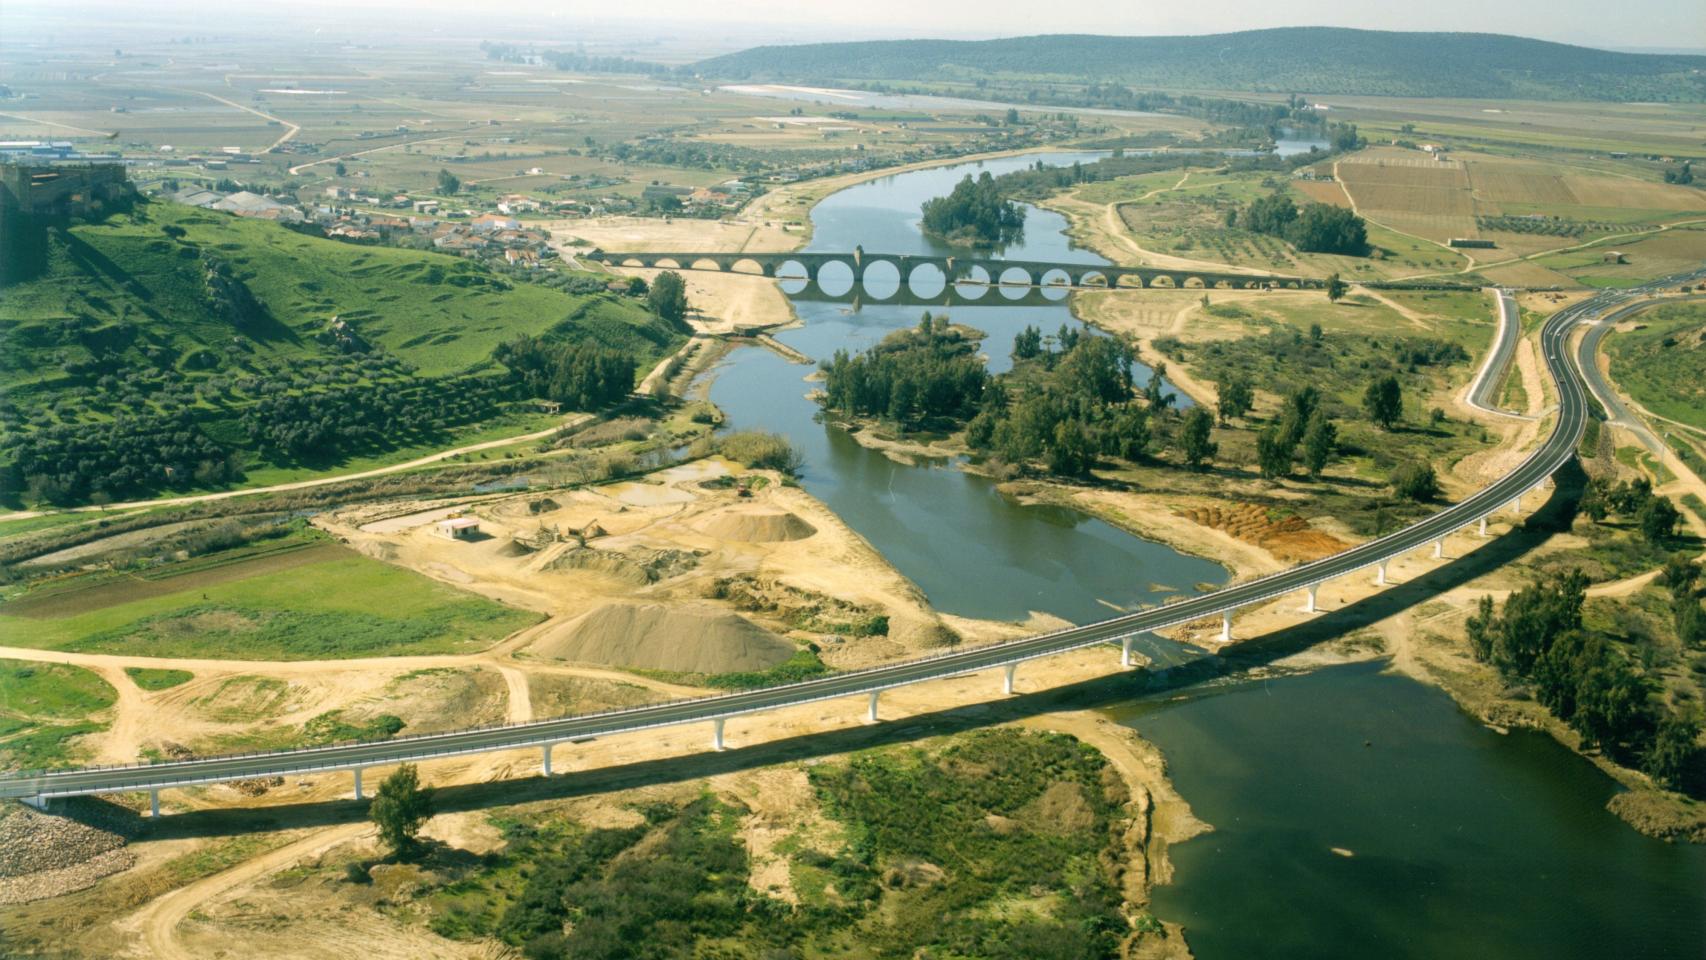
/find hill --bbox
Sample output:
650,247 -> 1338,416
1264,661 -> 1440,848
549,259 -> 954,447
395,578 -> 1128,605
696,28 -> 1706,101
0,200 -> 685,506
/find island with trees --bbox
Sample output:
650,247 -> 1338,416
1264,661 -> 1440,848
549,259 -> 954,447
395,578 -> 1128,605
920,171 -> 1026,247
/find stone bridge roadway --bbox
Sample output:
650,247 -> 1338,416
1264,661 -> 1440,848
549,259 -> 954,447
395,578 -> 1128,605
586,246 -> 1321,293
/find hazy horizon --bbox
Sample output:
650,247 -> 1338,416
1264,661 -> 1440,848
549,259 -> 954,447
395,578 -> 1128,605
2,0 -> 1701,58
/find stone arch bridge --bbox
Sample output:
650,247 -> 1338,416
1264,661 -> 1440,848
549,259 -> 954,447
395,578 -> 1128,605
586,247 -> 1321,293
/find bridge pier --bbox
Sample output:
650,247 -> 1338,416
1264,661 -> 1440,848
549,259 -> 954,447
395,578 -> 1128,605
1120,635 -> 1134,668
1479,516 -> 1488,537
1433,539 -> 1444,560
1002,663 -> 1017,695
1376,561 -> 1389,586
866,691 -> 880,724
712,718 -> 726,751
352,768 -> 364,801
541,744 -> 553,777
1304,583 -> 1319,613
1219,612 -> 1232,643
1511,494 -> 1522,513
149,789 -> 160,818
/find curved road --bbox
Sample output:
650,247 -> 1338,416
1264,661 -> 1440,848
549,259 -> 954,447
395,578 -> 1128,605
1577,293 -> 1706,456
1465,288 -> 1534,419
6,270 -> 1703,806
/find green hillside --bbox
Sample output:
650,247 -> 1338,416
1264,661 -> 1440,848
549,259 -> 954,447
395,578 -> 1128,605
0,200 -> 684,506
697,28 -> 1706,101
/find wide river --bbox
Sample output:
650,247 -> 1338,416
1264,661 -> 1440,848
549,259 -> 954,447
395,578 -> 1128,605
703,153 -> 1706,955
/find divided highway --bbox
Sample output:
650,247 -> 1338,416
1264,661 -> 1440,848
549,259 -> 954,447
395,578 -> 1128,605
5,272 -> 1701,808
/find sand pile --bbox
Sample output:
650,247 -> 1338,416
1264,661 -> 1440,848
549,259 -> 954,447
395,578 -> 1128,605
496,538 -> 536,557
531,602 -> 795,674
542,545 -> 700,585
695,509 -> 817,543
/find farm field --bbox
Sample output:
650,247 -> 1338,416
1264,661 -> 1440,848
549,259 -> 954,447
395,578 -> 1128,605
0,540 -> 541,659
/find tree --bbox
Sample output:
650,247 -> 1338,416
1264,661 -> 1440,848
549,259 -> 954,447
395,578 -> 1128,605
1391,461 -> 1438,502
436,168 -> 461,196
1256,425 -> 1292,480
1643,713 -> 1701,791
1301,411 -> 1336,476
1012,325 -> 1042,361
370,763 -> 436,858
1216,374 -> 1253,424
1637,496 -> 1681,545
1662,553 -> 1699,595
1046,419 -> 1094,477
1326,273 -> 1347,302
1363,375 -> 1403,430
1179,407 -> 1217,469
646,270 -> 690,328
334,161 -> 347,177
1466,595 -> 1497,663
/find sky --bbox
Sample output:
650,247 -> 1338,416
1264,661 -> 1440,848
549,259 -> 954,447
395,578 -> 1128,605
246,0 -> 1706,50
5,0 -> 1703,53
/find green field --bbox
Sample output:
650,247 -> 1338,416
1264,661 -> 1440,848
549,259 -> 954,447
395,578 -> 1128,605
0,547 -> 540,659
1604,301 -> 1706,432
0,659 -> 117,770
124,667 -> 195,691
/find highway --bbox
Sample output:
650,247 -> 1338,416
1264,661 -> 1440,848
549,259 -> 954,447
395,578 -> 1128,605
1576,292 -> 1706,456
1464,289 -> 1534,419
5,271 -> 1702,808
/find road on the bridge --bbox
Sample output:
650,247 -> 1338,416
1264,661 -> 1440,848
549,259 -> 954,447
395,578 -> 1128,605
5,270 -> 1702,804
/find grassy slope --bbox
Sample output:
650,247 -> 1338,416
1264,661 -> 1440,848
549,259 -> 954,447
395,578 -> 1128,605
0,549 -> 541,659
0,200 -> 686,503
1604,301 -> 1706,431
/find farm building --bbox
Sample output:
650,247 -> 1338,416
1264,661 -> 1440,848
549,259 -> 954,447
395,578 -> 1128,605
1448,237 -> 1497,249
1602,251 -> 1628,264
435,517 -> 481,540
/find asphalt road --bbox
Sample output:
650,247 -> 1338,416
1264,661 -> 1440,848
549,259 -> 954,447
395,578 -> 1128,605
6,272 -> 1702,803
1465,288 -> 1532,418
1576,292 -> 1706,456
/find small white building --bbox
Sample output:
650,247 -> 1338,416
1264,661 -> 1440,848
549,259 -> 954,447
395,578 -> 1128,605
435,517 -> 481,540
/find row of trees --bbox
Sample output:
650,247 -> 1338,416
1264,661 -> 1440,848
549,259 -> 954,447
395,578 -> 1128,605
1229,193 -> 1370,256
495,337 -> 638,411
1466,571 -> 1700,792
1,411 -> 242,505
241,376 -> 512,461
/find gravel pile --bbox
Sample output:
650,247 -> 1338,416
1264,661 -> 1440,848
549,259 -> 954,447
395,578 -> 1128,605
0,799 -> 137,904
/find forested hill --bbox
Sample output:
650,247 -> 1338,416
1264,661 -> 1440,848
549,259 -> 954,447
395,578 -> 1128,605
696,28 -> 1706,101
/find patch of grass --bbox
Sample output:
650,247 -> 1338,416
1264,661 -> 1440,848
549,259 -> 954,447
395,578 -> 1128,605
0,722 -> 105,770
0,660 -> 117,717
123,667 -> 193,691
1604,302 -> 1706,432
0,553 -> 541,659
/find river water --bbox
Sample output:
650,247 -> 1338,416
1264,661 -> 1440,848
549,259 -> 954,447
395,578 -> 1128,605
709,152 -> 1227,630
703,152 -> 1706,956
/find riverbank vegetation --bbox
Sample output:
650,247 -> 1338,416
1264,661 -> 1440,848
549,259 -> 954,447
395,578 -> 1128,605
418,728 -> 1131,958
1467,563 -> 1704,798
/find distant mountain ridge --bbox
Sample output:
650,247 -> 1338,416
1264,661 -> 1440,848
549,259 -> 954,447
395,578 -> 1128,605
695,27 -> 1706,101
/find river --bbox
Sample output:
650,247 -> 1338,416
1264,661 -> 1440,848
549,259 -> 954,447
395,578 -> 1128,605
702,151 -> 1706,956
709,152 -> 1228,632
